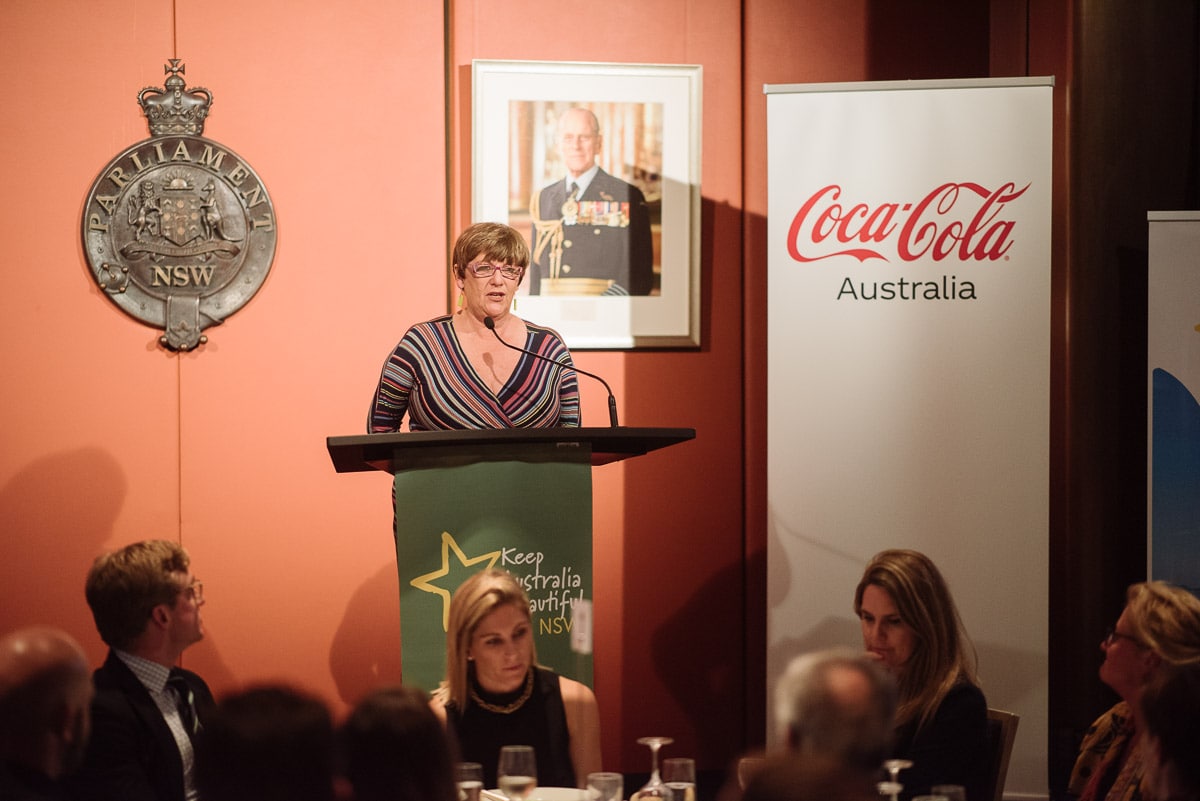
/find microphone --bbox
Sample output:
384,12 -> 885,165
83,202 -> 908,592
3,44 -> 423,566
484,316 -> 619,427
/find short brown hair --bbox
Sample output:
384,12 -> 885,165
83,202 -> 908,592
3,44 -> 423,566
85,540 -> 190,649
341,685 -> 458,801
196,685 -> 336,801
451,223 -> 530,281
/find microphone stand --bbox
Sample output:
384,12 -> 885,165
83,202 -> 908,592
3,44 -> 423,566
484,316 -> 620,427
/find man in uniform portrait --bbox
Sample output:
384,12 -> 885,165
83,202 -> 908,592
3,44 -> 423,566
529,107 -> 655,296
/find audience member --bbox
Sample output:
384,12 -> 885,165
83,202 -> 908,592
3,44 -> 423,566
1069,581 -> 1200,801
741,754 -> 881,801
341,685 -> 457,801
0,626 -> 93,801
854,549 -> 988,801
774,647 -> 897,775
69,540 -> 214,801
1139,661 -> 1200,801
430,568 -> 601,788
194,685 -> 336,801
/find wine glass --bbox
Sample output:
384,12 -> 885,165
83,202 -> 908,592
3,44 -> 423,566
736,756 -> 767,790
498,745 -> 538,801
456,763 -> 484,801
631,737 -> 674,801
877,759 -> 912,801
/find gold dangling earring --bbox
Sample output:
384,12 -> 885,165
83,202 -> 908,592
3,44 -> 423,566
457,291 -> 464,310
512,294 -> 517,311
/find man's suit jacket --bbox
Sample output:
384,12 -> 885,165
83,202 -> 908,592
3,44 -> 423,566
530,168 -> 655,295
68,651 -> 214,801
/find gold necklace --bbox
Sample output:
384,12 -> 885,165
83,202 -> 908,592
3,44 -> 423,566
470,668 -> 534,714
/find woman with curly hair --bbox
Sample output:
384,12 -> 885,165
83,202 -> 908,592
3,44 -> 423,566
1069,581 -> 1200,801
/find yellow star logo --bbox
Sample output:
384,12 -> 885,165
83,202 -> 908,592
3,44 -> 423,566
409,531 -> 501,630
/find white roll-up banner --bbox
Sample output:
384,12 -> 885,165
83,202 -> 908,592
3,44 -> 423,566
766,77 -> 1052,799
1148,211 -> 1200,590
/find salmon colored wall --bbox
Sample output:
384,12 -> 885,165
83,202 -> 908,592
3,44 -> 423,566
0,0 -> 747,777
0,0 -> 447,718
0,0 -> 1031,782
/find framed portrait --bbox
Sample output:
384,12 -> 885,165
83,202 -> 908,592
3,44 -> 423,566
471,60 -> 702,349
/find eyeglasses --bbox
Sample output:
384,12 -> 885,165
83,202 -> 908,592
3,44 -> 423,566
467,262 -> 524,281
182,581 -> 204,604
1104,627 -> 1144,648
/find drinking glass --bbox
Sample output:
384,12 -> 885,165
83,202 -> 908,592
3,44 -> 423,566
588,772 -> 624,801
736,756 -> 766,790
456,762 -> 484,801
931,786 -> 966,801
498,745 -> 538,801
662,758 -> 695,801
631,737 -> 674,801
877,759 -> 912,801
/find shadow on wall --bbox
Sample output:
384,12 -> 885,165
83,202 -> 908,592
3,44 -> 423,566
329,560 -> 403,705
761,506 -> 1046,794
652,549 -> 766,769
0,448 -> 126,657
0,447 -> 239,692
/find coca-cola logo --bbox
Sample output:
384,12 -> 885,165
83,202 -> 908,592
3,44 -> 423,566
786,182 -> 1029,264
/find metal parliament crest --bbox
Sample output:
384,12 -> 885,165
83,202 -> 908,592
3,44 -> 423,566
82,60 -> 276,351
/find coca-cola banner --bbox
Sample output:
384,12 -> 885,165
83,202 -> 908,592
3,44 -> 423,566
765,78 -> 1052,798
1147,212 -> 1200,590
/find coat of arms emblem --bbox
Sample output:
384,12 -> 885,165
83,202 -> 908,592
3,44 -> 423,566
82,60 -> 276,350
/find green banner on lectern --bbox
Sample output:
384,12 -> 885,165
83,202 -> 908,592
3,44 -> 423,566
394,457 -> 593,692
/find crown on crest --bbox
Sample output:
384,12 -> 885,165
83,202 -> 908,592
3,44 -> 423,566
138,60 -> 213,136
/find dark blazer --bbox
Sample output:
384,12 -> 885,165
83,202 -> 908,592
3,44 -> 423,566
68,651 -> 214,801
530,168 -> 655,295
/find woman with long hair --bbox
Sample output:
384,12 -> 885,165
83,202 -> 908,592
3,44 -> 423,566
430,568 -> 601,789
854,549 -> 988,801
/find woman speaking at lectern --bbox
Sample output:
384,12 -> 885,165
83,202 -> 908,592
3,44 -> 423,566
368,222 -> 580,431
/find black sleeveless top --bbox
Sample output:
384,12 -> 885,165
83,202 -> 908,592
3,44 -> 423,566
446,666 -> 576,789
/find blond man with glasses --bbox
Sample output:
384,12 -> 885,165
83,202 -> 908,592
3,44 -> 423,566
70,540 -> 214,801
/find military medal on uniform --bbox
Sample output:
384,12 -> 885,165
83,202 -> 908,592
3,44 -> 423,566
561,182 -> 580,224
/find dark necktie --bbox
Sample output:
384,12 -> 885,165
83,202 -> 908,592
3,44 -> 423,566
567,182 -> 579,200
167,670 -> 200,738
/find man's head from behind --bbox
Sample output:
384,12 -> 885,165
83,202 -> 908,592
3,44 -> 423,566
84,539 -> 201,653
0,626 -> 94,778
195,685 -> 336,801
743,754 -> 882,801
775,647 -> 897,773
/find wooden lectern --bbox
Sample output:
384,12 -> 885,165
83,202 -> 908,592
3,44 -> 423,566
326,427 -> 694,690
